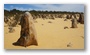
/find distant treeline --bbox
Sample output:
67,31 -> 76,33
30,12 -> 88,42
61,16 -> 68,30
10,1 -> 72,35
4,9 -> 84,17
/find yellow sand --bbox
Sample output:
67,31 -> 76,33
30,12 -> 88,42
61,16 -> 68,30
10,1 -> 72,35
4,18 -> 84,49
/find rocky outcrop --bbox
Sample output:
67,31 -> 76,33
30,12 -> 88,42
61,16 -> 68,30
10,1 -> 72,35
78,13 -> 84,24
71,18 -> 78,28
13,12 -> 38,47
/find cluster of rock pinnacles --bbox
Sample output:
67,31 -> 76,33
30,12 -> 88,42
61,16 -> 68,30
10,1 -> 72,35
4,11 -> 84,47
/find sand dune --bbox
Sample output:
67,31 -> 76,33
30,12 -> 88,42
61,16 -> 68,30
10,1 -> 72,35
4,18 -> 84,49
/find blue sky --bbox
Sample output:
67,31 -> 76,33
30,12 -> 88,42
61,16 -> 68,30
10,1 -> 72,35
4,4 -> 84,12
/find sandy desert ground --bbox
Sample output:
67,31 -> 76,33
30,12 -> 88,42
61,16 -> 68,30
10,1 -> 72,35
4,18 -> 84,49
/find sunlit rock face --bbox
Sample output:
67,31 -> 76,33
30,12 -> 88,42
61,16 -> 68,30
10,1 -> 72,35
71,18 -> 78,28
13,12 -> 38,47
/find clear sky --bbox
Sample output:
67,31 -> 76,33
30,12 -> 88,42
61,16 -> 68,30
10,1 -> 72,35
4,4 -> 84,12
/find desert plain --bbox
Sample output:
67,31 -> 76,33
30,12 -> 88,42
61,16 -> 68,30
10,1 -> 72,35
4,18 -> 84,49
